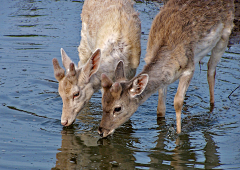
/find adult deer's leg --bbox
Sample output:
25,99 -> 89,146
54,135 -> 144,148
174,69 -> 194,134
157,87 -> 167,117
208,33 -> 230,105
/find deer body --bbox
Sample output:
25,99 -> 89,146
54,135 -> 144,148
52,0 -> 141,126
99,0 -> 234,137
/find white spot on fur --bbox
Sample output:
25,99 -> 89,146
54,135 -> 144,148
182,70 -> 192,76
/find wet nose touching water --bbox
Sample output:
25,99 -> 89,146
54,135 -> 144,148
0,0 -> 239,169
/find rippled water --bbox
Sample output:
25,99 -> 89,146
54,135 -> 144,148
0,0 -> 239,169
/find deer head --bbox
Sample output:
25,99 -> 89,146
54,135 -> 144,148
53,48 -> 101,126
98,61 -> 149,137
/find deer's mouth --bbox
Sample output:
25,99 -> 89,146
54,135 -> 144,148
98,127 -> 115,138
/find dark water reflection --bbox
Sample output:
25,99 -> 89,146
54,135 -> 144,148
0,0 -> 239,169
51,115 -> 223,169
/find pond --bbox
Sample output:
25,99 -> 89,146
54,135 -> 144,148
0,0 -> 239,169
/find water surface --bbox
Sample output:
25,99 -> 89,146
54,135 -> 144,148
0,0 -> 240,169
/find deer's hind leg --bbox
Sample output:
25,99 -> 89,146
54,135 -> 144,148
207,28 -> 231,105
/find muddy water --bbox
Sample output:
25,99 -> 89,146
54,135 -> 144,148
0,1 -> 239,169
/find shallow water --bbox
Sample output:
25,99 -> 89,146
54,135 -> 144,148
0,0 -> 240,169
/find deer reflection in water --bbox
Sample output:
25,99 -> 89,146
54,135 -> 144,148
52,116 -> 221,169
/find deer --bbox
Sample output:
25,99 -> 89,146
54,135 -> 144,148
52,0 -> 141,126
98,0 -> 234,138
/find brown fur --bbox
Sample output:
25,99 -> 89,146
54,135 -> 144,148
99,0 -> 234,137
145,0 -> 234,63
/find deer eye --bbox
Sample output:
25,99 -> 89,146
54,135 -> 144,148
73,91 -> 80,99
113,107 -> 121,113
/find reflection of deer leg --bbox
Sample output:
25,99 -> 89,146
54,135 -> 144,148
208,33 -> 230,106
174,69 -> 194,134
204,133 -> 220,169
157,87 -> 167,117
171,136 -> 185,170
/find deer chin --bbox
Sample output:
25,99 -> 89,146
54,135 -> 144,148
105,129 -> 115,138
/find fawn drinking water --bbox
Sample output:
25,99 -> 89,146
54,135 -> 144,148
99,0 -> 234,137
52,0 -> 141,126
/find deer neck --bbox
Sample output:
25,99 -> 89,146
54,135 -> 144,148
137,47 -> 188,105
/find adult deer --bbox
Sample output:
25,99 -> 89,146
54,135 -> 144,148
99,0 -> 234,137
52,0 -> 141,126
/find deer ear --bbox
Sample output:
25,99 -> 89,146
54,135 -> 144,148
101,73 -> 113,88
129,74 -> 149,98
52,58 -> 65,82
82,49 -> 101,82
61,48 -> 76,70
115,60 -> 125,81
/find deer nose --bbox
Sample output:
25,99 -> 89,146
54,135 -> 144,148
98,126 -> 104,137
61,120 -> 68,126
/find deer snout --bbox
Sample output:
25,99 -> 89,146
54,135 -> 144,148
98,126 -> 115,138
61,120 -> 68,126
61,118 -> 76,126
61,112 -> 76,126
98,126 -> 104,137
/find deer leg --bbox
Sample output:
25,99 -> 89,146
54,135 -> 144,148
208,35 -> 229,105
174,70 -> 194,134
157,87 -> 167,117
